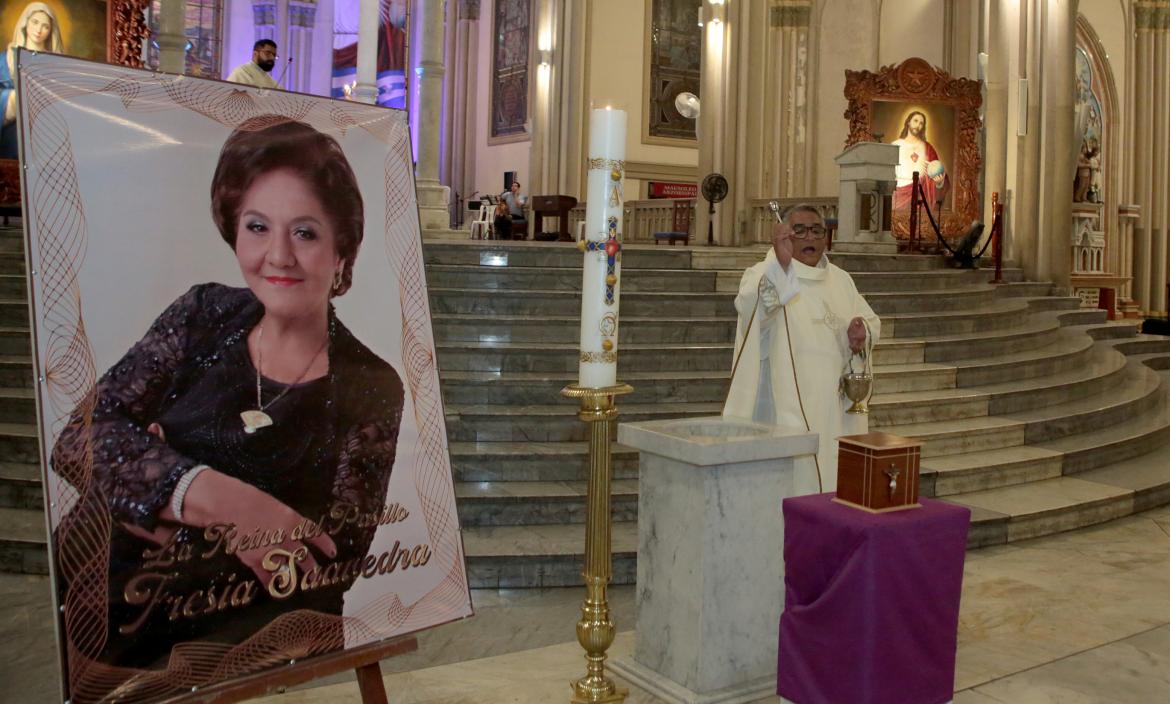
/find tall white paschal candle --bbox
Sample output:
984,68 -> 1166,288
578,107 -> 627,388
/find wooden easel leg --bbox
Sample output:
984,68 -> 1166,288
355,662 -> 389,704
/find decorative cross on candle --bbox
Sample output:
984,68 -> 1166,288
581,216 -> 622,305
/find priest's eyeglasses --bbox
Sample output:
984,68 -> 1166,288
791,224 -> 828,240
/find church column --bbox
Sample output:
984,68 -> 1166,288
1133,2 -> 1170,315
555,1 -> 587,197
767,1 -> 812,198
526,0 -> 556,200
1036,0 -> 1077,289
442,0 -> 480,224
286,1 -> 316,93
982,0 -> 1010,228
352,0 -> 380,104
156,0 -> 187,74
697,0 -> 733,245
413,0 -> 452,231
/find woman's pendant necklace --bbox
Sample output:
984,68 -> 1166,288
242,323 -> 328,434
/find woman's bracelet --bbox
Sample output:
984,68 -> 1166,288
170,465 -> 210,523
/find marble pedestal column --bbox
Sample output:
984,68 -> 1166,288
610,417 -> 817,704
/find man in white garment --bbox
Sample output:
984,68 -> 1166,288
226,39 -> 280,89
723,205 -> 881,496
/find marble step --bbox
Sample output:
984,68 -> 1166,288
0,387 -> 34,424
0,252 -> 25,275
869,345 -> 1129,426
450,441 -> 640,482
444,402 -> 721,442
948,475 -> 1136,546
455,479 -> 639,527
440,371 -> 730,406
0,275 -> 25,298
423,242 -> 694,270
875,331 -> 1096,395
435,341 -> 734,374
0,326 -> 30,356
0,300 -> 29,327
849,268 -> 1024,293
424,265 -> 723,293
880,356 -> 1158,458
0,507 -> 47,575
431,314 -> 738,344
0,462 -> 41,510
0,423 -> 40,464
461,521 -> 638,589
864,285 -> 999,315
428,288 -> 736,317
0,233 -> 24,255
0,355 -> 33,388
922,370 -> 1169,496
880,297 -> 1080,338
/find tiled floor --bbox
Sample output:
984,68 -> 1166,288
7,505 -> 1170,703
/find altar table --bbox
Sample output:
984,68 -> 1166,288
777,493 -> 970,704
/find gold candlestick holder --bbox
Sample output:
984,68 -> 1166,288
561,382 -> 633,704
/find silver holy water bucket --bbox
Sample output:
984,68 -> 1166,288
840,371 -> 873,414
840,352 -> 873,415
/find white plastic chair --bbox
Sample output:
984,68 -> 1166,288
470,203 -> 492,240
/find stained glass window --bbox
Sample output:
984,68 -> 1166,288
145,0 -> 224,78
649,0 -> 701,140
491,0 -> 530,139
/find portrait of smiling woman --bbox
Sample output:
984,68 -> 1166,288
50,116 -> 406,667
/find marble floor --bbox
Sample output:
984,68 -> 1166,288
6,505 -> 1170,703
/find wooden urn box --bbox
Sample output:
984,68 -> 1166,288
834,432 -> 922,512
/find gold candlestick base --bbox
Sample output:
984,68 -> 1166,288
562,383 -> 633,704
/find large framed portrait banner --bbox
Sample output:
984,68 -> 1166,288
844,57 -> 982,240
17,52 -> 471,703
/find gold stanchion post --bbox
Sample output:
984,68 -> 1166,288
562,382 -> 633,704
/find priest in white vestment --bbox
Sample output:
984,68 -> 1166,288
723,205 -> 881,496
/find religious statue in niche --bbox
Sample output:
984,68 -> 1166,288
1073,46 -> 1104,204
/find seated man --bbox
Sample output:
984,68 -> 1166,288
501,180 -> 527,239
226,39 -> 280,89
723,204 -> 881,496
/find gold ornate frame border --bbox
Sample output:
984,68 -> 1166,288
0,0 -> 152,206
19,54 -> 468,703
843,57 -> 983,239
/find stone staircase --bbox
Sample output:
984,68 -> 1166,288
3,232 -> 1170,590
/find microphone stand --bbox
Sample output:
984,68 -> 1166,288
274,57 -> 294,87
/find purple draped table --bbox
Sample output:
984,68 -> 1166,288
777,493 -> 971,704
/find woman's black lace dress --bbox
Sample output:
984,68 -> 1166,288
51,283 -> 405,668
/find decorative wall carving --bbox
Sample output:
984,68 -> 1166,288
843,57 -> 982,239
109,0 -> 153,68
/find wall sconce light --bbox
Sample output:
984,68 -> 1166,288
702,0 -> 725,26
537,48 -> 552,66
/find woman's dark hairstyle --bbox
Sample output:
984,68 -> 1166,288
211,116 -> 363,296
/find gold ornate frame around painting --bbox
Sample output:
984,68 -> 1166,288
843,57 -> 982,240
0,0 -> 150,206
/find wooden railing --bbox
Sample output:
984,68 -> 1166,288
568,198 -> 696,243
568,196 -> 839,245
745,197 -> 839,244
